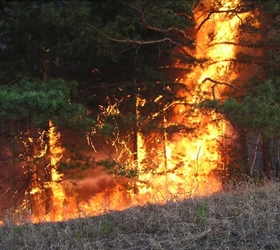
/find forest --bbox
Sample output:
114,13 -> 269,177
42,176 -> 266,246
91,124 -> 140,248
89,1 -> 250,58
0,0 -> 280,223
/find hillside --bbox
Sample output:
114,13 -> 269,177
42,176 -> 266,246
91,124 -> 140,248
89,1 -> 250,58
0,181 -> 279,250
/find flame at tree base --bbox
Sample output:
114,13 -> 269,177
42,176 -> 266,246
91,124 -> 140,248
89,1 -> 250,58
29,117 -> 225,223
0,0 -> 252,225
30,176 -> 222,224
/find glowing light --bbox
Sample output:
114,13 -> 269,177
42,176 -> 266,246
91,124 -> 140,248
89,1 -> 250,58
8,0 -> 252,224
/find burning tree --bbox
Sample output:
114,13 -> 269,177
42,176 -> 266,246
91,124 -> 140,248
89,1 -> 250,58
0,79 -> 91,221
0,0 -> 280,223
200,0 -> 280,179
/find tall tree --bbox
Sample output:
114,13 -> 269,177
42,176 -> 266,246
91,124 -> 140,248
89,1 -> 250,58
199,0 -> 280,179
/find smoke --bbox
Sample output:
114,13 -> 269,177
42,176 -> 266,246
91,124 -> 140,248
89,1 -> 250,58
75,168 -> 117,201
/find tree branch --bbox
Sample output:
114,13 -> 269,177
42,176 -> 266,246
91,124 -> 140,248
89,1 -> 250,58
196,5 -> 252,31
87,23 -> 196,60
141,0 -> 195,43
175,12 -> 193,20
201,77 -> 238,99
209,41 -> 280,51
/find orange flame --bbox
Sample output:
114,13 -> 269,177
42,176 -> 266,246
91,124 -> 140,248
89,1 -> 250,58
30,121 -> 66,223
133,0 -> 248,199
57,0 -> 247,220
11,0 -> 252,224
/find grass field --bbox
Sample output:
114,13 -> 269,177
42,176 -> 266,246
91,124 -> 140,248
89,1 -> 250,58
0,181 -> 280,250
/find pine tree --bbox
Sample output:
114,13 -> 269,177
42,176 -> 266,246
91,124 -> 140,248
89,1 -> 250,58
200,0 -> 280,179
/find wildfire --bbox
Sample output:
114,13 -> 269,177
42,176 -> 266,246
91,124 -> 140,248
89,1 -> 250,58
2,0 -> 251,224
59,0 -> 246,220
133,0 -> 246,199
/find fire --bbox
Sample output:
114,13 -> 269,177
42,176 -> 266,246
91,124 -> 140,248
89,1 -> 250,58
30,121 -> 66,223
133,0 -> 246,198
2,0 -> 252,224
64,0 -> 248,217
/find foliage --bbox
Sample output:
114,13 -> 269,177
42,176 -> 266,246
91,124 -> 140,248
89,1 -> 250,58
0,1 -> 95,82
0,0 -> 197,132
201,80 -> 280,140
0,78 -> 92,129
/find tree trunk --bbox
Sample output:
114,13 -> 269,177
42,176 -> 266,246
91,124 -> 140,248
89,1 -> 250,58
44,123 -> 54,215
44,163 -> 53,214
263,141 -> 270,179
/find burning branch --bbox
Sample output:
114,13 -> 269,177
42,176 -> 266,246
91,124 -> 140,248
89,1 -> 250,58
201,77 -> 238,100
196,5 -> 252,31
209,41 -> 270,49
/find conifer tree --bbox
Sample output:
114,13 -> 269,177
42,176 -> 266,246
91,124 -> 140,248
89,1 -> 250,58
200,0 -> 280,179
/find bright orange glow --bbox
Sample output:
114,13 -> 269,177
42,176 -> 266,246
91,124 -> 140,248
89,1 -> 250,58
4,0 -> 253,225
131,0 -> 247,199
30,121 -> 66,223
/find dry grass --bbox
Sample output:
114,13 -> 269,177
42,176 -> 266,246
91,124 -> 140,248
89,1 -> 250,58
1,181 -> 280,250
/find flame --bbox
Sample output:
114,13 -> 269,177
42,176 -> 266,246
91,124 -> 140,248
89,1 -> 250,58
30,121 -> 66,223
133,0 -> 247,199
5,0 -> 253,224
59,0 -> 248,218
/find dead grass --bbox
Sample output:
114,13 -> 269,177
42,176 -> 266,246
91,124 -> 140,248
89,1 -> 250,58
1,181 -> 280,250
